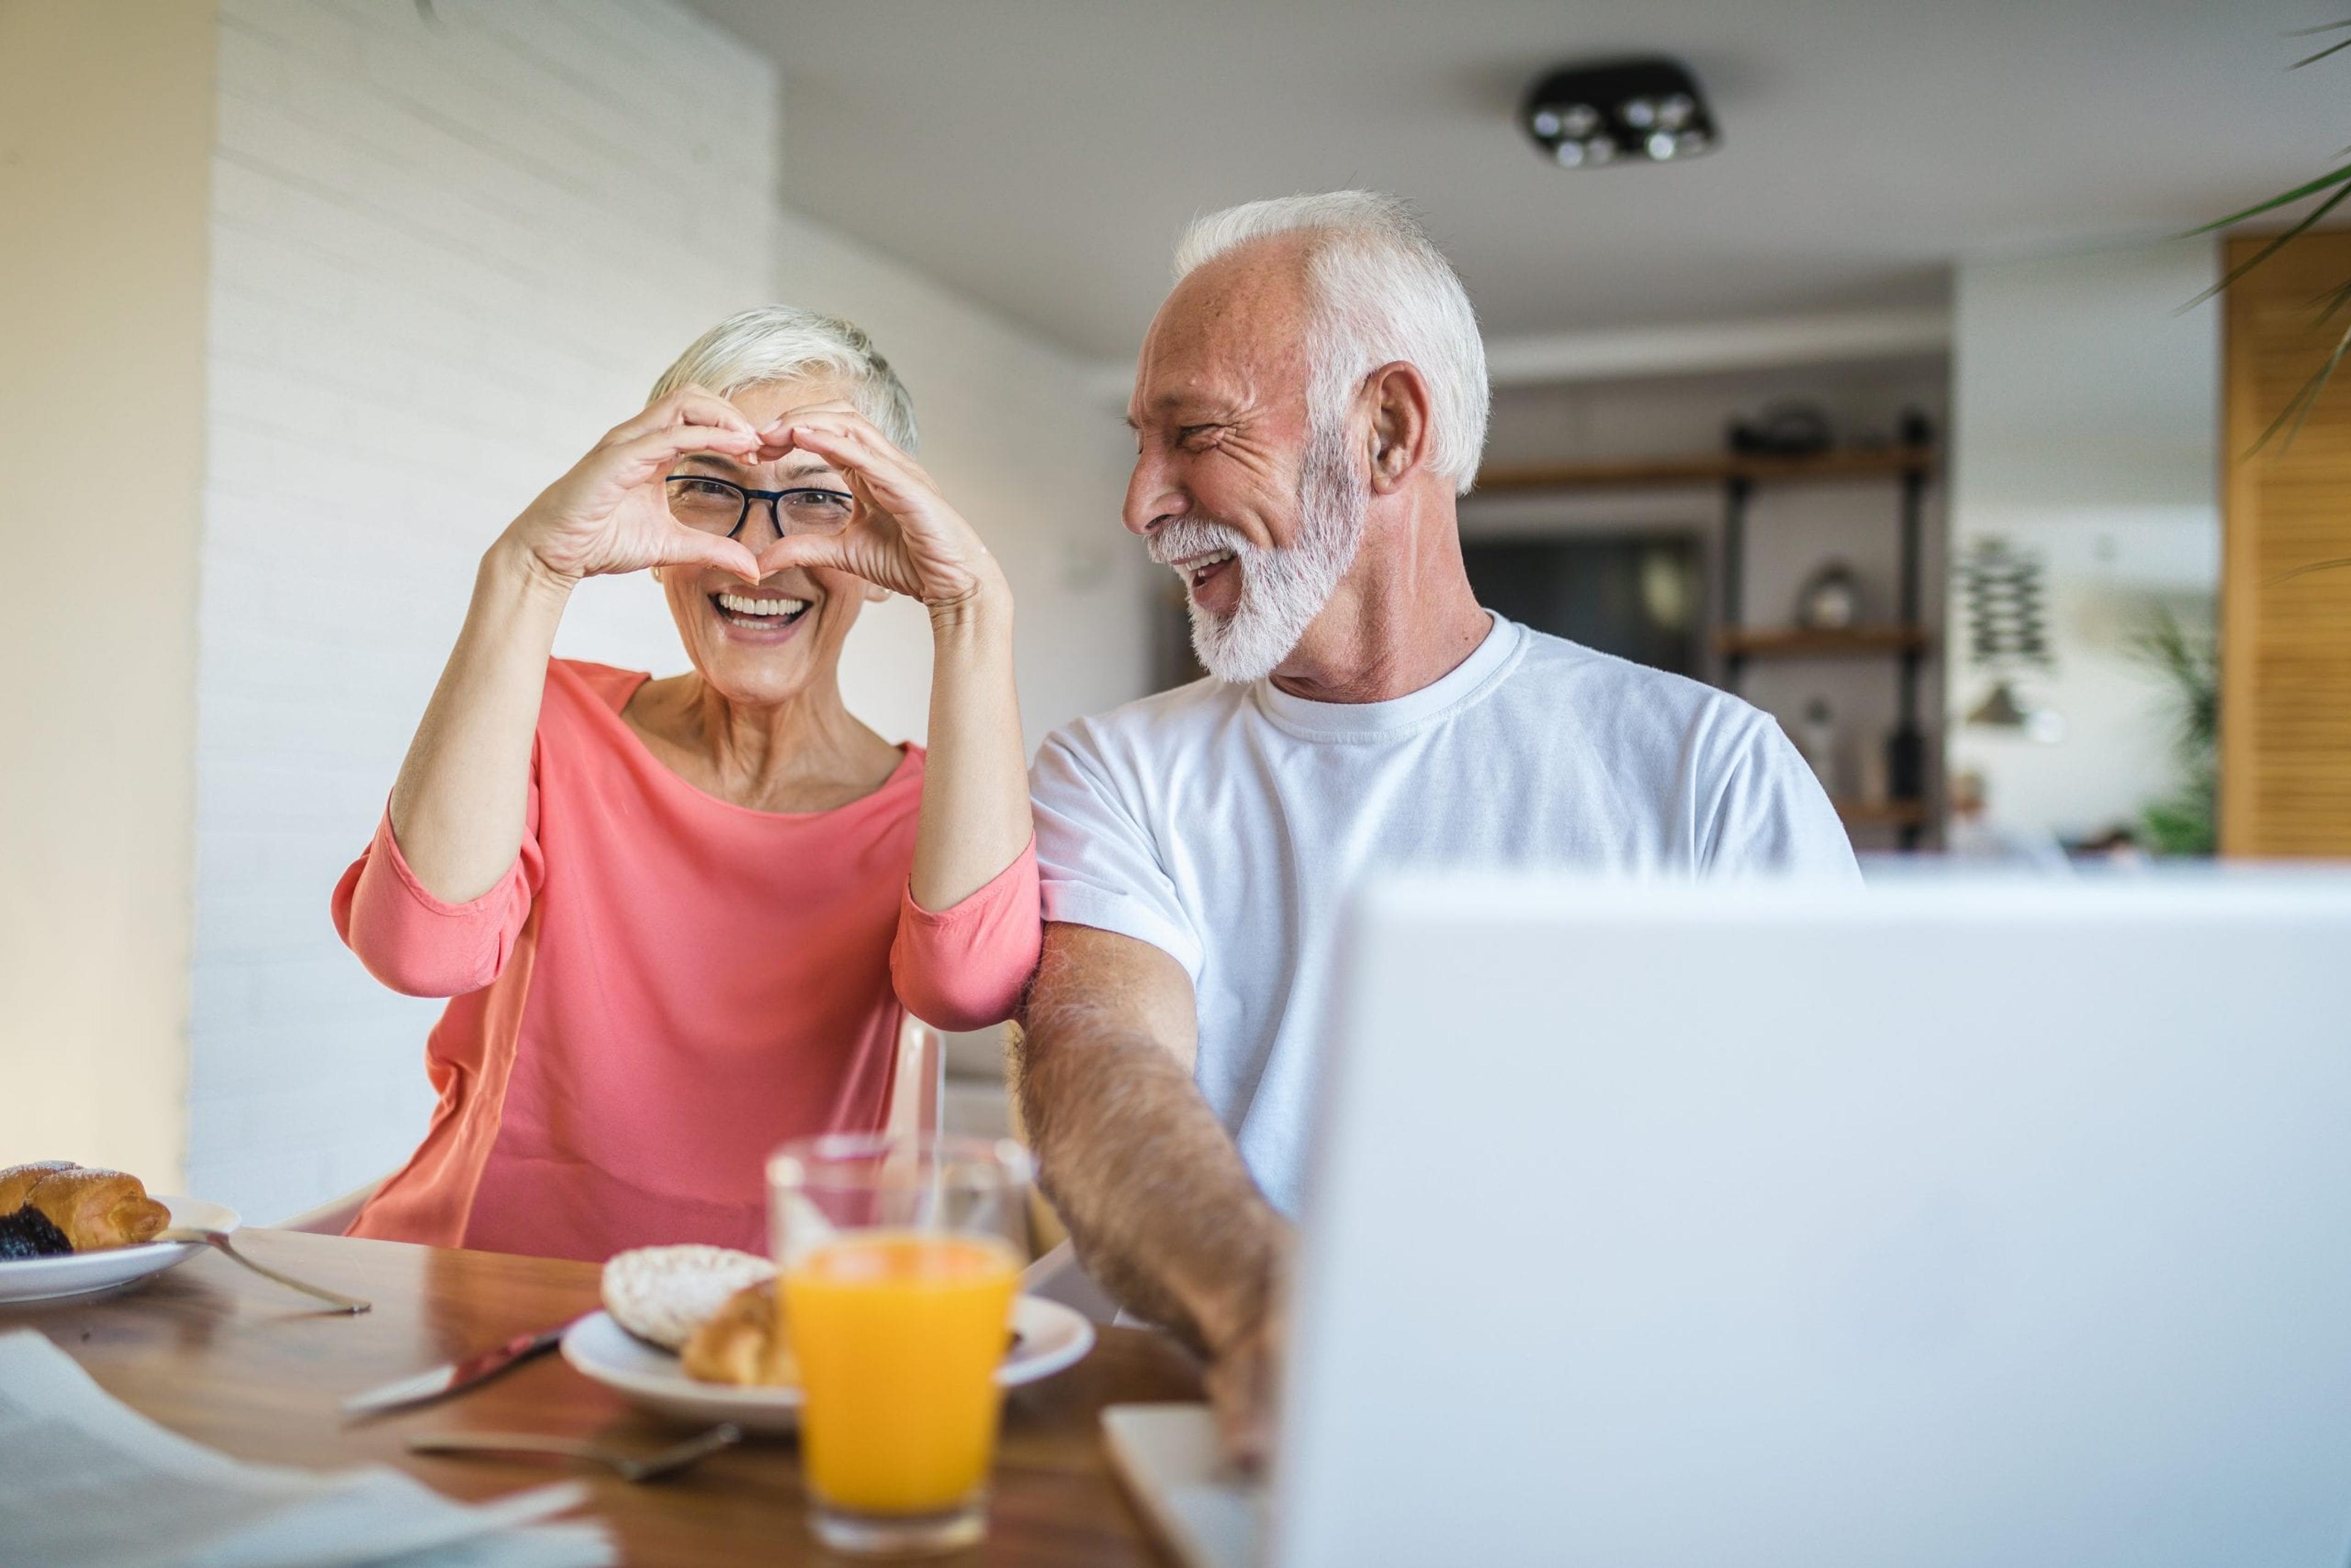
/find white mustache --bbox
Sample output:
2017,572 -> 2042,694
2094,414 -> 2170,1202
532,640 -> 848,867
1147,517 -> 1253,568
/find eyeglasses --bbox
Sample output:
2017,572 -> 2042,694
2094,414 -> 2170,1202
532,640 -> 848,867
665,476 -> 856,539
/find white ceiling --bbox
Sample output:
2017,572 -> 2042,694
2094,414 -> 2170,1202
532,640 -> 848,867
687,0 -> 2342,366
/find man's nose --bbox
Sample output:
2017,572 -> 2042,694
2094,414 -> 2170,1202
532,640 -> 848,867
1124,450 -> 1182,538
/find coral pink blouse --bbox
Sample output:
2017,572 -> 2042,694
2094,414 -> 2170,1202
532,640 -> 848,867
331,659 -> 1041,1263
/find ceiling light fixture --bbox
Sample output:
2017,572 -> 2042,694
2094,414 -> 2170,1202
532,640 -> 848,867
1520,56 -> 1719,170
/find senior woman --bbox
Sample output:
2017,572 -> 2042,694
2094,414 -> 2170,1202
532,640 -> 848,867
331,307 -> 1038,1262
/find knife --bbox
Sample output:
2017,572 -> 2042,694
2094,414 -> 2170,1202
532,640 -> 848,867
341,1317 -> 582,1419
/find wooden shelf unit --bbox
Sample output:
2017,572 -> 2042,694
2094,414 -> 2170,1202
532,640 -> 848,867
1475,443 -> 1940,850
1715,625 -> 1930,659
1835,799 -> 1930,828
1475,446 -> 1938,494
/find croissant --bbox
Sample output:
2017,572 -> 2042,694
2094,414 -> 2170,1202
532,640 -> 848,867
0,1161 -> 77,1215
680,1280 -> 800,1387
6,1164 -> 169,1251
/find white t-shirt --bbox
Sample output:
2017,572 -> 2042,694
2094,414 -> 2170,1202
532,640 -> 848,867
1030,612 -> 1861,1215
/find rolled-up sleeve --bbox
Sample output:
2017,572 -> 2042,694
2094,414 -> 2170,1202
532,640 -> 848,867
889,838 -> 1043,1032
331,773 -> 545,999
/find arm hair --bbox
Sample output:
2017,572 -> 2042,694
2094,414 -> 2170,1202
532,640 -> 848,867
1015,923 -> 1289,1353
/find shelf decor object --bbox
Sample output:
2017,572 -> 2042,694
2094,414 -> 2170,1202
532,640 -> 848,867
1730,447 -> 1934,838
1795,560 -> 1862,631
1955,537 -> 2063,743
1956,538 -> 2052,670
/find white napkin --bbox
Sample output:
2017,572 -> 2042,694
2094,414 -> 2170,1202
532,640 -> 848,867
0,1330 -> 614,1568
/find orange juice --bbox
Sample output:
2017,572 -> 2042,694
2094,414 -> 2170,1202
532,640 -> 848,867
783,1230 -> 1021,1514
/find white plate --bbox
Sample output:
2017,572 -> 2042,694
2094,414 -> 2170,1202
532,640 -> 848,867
0,1196 -> 241,1305
561,1295 -> 1097,1435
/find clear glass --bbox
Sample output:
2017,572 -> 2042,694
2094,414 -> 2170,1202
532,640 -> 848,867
768,1133 -> 1033,1557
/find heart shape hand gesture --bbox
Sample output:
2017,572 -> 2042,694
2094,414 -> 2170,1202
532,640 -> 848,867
748,412 -> 1008,615
505,386 -> 773,585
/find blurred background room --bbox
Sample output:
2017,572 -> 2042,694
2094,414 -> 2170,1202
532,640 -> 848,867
4,0 -> 2346,1226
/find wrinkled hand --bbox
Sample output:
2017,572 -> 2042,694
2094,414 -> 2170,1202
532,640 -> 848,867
503,386 -> 767,585
751,411 -> 1007,613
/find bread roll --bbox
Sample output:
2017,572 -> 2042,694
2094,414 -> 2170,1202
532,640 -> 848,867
600,1244 -> 774,1350
681,1280 -> 800,1387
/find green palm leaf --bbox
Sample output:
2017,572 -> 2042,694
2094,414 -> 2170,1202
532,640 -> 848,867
2275,553 -> 2351,581
2187,165 -> 2351,235
2197,20 -> 2351,449
2185,179 -> 2351,310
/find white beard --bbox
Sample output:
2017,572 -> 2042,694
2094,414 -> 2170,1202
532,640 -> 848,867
1149,422 -> 1370,683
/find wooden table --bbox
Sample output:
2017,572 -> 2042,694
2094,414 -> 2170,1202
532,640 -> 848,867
4,1229 -> 1201,1565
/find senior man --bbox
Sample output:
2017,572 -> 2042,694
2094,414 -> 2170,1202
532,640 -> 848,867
1018,191 -> 1859,1452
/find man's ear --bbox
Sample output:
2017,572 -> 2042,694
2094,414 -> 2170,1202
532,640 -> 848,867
864,583 -> 890,604
1363,361 -> 1434,495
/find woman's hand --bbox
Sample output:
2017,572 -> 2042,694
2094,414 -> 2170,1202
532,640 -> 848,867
501,387 -> 768,586
752,412 -> 1008,617
391,389 -> 770,904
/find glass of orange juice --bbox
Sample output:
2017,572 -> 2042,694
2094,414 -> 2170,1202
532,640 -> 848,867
768,1133 -> 1032,1556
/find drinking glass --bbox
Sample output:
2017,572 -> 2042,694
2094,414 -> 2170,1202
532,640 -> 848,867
768,1133 -> 1032,1556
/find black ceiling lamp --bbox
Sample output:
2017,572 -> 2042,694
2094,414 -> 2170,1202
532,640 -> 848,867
1521,56 -> 1719,170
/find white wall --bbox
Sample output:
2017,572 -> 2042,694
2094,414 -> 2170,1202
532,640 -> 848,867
185,0 -> 1149,1220
1948,241 -> 2220,841
770,211 -> 1149,752
0,1 -> 217,1189
190,0 -> 776,1217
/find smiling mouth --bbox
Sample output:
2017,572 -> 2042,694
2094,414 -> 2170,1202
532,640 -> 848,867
711,591 -> 811,629
1173,550 -> 1237,591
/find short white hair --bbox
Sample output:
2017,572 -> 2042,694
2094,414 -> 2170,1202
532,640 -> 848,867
650,304 -> 918,454
1172,190 -> 1488,494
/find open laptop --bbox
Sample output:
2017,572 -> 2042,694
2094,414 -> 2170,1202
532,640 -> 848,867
1104,871 -> 2351,1567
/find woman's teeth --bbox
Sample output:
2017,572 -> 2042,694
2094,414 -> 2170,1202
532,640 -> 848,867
715,592 -> 809,621
1187,550 -> 1236,588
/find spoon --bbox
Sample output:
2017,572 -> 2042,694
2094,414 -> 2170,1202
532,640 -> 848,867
155,1227 -> 372,1314
408,1423 -> 744,1482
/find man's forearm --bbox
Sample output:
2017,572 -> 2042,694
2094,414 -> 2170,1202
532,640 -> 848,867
1018,977 -> 1289,1354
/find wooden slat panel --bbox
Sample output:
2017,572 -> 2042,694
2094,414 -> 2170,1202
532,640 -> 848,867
1475,446 -> 1934,492
2222,229 -> 2351,855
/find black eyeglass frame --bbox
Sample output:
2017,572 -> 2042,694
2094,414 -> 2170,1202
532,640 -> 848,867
663,476 -> 857,539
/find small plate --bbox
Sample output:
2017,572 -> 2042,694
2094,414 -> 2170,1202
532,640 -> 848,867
0,1196 -> 242,1305
561,1296 -> 1097,1435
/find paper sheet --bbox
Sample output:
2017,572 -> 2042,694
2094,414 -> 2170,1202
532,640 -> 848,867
0,1330 -> 614,1568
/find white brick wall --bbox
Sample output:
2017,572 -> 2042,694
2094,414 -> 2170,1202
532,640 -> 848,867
190,0 -> 776,1218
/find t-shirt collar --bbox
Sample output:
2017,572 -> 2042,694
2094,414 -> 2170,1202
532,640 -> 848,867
1251,610 -> 1521,741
